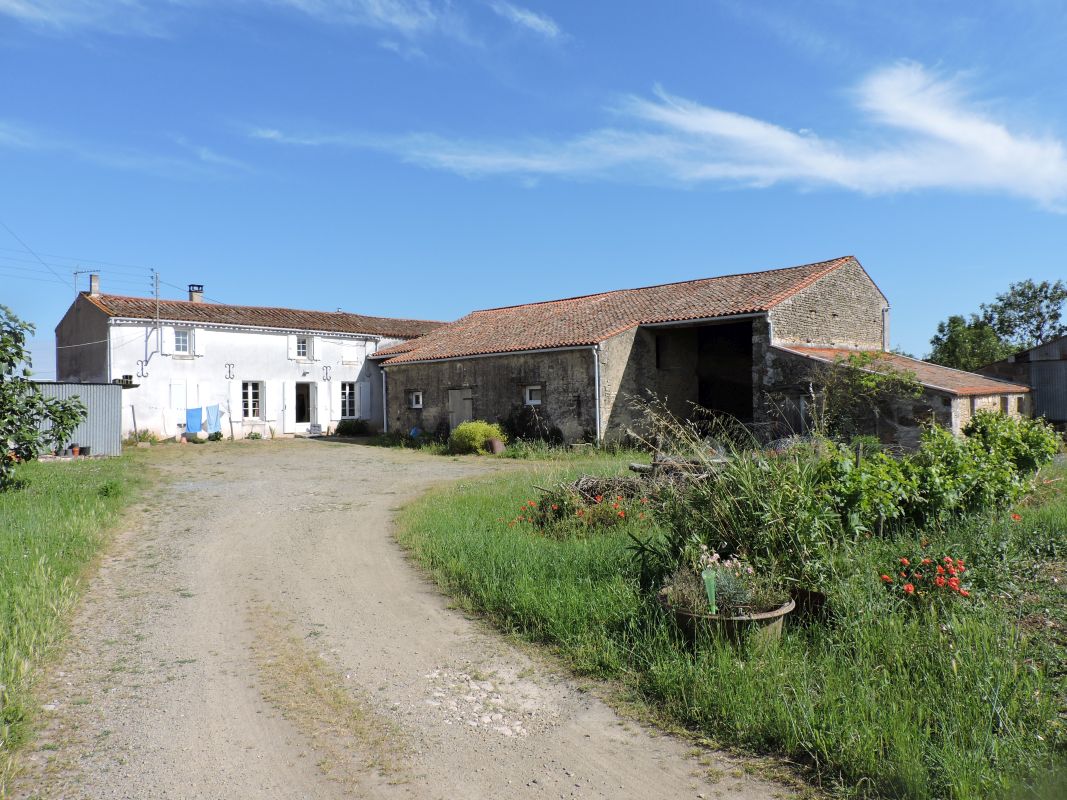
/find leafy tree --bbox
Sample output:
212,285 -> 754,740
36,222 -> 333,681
1,305 -> 86,489
980,278 -> 1067,349
808,352 -> 924,441
928,314 -> 1015,371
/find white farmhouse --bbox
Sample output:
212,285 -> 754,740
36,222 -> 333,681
55,276 -> 442,439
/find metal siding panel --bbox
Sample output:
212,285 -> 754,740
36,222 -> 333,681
34,382 -> 123,456
1030,362 -> 1067,423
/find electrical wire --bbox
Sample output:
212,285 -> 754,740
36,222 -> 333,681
0,218 -> 68,283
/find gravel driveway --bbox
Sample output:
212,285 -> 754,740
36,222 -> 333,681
14,440 -> 789,799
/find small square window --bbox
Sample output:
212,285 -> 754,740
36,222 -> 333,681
409,391 -> 424,409
296,336 -> 309,358
524,385 -> 542,406
174,329 -> 190,354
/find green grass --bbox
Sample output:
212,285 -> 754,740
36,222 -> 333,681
0,456 -> 144,765
397,458 -> 1067,799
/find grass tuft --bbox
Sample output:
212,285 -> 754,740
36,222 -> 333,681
0,456 -> 143,789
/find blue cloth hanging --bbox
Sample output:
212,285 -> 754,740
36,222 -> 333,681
205,405 -> 221,434
186,407 -> 203,434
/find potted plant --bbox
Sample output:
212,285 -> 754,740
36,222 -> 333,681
659,547 -> 793,645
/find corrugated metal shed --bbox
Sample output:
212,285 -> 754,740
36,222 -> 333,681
1030,362 -> 1067,423
35,382 -> 123,456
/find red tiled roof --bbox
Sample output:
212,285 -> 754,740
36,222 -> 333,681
84,293 -> 444,339
369,339 -> 420,359
777,346 -> 1031,397
382,256 -> 858,365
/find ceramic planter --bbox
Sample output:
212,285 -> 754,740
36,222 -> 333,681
658,591 -> 795,646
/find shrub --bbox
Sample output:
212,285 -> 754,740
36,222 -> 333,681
448,420 -> 507,455
335,419 -> 370,436
246,432 -> 263,440
1,306 -> 86,488
963,410 -> 1060,474
207,431 -> 223,442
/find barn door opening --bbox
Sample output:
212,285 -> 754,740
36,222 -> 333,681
447,388 -> 473,430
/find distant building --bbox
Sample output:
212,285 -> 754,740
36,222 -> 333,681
374,256 -> 1030,445
55,275 -> 442,439
979,334 -> 1067,427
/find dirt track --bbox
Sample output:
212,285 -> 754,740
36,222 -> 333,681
14,440 -> 789,799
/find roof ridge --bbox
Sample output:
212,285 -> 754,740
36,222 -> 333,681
470,256 -> 855,315
90,292 -> 444,325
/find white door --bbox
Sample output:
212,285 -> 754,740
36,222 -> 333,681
282,381 -> 296,433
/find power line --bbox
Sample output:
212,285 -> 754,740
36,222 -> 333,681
0,244 -> 155,275
0,269 -> 68,287
0,218 -> 68,284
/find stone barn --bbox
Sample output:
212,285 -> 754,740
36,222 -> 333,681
375,256 -> 1029,445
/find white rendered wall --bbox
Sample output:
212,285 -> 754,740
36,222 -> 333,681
107,320 -> 400,439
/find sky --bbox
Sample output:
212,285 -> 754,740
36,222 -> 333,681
3,0 -> 1067,377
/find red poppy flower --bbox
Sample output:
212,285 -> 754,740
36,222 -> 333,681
936,565 -> 945,575
551,504 -> 559,511
900,557 -> 910,566
921,558 -> 932,566
595,495 -> 603,504
904,583 -> 915,594
881,574 -> 893,583
935,576 -> 946,587
1011,513 -> 1022,522
617,510 -> 625,518
959,590 -> 970,598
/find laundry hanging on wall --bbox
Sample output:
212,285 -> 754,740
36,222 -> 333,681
205,405 -> 221,434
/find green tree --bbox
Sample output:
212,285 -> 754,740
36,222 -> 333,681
928,314 -> 1015,371
980,278 -> 1067,349
1,305 -> 86,489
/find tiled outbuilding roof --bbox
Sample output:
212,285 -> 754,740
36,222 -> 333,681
84,293 -> 444,339
777,346 -> 1031,397
382,256 -> 859,365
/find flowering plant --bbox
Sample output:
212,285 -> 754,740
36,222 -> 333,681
662,545 -> 787,617
880,555 -> 972,605
503,491 -> 653,535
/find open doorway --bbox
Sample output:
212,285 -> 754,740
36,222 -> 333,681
295,382 -> 312,424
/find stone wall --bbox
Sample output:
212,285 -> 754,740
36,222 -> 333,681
55,295 -> 110,383
770,258 -> 888,349
952,393 -> 1029,432
384,348 -> 598,442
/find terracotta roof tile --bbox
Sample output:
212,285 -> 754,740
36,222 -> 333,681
777,346 -> 1031,397
383,256 -> 857,365
85,293 -> 444,339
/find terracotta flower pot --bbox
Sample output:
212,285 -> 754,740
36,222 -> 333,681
658,591 -> 794,646
71,446 -> 80,457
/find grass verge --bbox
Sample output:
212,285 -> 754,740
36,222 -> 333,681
396,458 -> 1067,799
0,455 -> 144,787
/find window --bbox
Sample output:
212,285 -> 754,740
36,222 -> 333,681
409,391 -> 423,409
296,336 -> 309,359
174,329 -> 191,355
242,381 -> 263,419
524,385 -> 543,406
341,382 -> 357,418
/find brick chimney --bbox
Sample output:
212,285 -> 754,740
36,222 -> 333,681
89,273 -> 100,296
188,284 -> 204,303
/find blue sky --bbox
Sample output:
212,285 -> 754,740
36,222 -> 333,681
3,1 -> 1067,377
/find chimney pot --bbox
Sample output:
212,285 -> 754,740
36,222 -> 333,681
89,274 -> 100,296
188,284 -> 204,303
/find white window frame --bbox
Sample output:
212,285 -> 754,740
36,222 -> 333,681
524,385 -> 543,406
296,336 -> 309,359
242,381 -> 263,420
174,328 -> 191,355
340,382 -> 357,419
409,390 -> 424,409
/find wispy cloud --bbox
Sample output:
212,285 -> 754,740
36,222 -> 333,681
0,0 -> 168,35
0,119 -> 249,178
489,1 -> 560,39
271,0 -> 442,37
250,62 -> 1067,210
